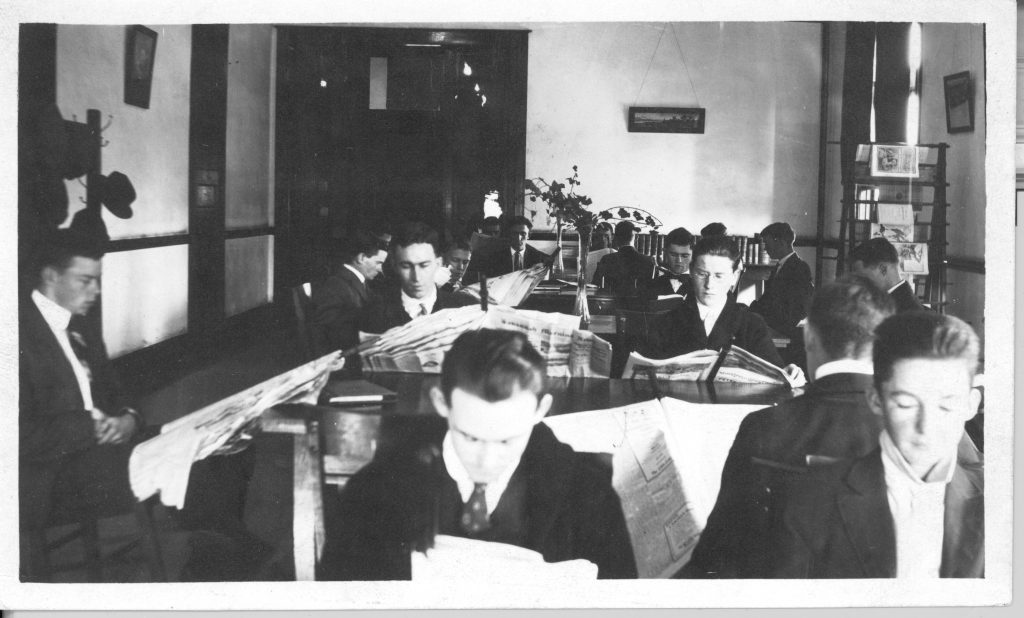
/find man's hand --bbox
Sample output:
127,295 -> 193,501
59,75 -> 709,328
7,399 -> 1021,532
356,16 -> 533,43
782,363 -> 807,387
93,411 -> 138,445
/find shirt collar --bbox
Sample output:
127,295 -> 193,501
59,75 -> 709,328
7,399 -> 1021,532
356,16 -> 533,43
32,289 -> 72,331
776,251 -> 796,269
401,287 -> 437,315
342,263 -> 366,284
814,358 -> 874,380
442,430 -> 518,514
880,429 -> 957,486
888,279 -> 907,294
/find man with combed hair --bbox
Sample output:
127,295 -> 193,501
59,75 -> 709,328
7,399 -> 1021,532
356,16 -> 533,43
645,226 -> 695,299
592,220 -> 656,295
750,222 -> 814,338
359,221 -> 475,334
440,238 -> 473,293
682,276 -> 894,578
770,311 -> 983,578
310,230 -> 389,354
320,329 -> 637,580
849,237 -> 924,313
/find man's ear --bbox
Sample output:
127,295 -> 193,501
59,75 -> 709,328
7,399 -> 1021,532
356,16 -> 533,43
963,387 -> 982,423
40,265 -> 58,286
429,386 -> 450,419
867,387 -> 885,417
532,393 -> 553,423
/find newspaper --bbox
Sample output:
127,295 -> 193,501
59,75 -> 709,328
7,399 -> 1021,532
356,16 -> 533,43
128,351 -> 345,508
411,535 -> 597,583
622,345 -> 805,388
456,262 -> 549,307
359,305 -> 612,378
543,397 -> 764,578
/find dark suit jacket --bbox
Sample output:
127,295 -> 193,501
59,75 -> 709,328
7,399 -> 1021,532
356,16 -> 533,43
320,417 -> 637,580
310,267 -> 370,354
358,284 -> 477,334
592,246 -> 656,295
770,436 -> 984,578
749,254 -> 814,337
683,372 -> 882,578
891,279 -> 925,313
469,243 -> 549,280
19,298 -> 136,525
648,296 -> 785,367
644,273 -> 693,300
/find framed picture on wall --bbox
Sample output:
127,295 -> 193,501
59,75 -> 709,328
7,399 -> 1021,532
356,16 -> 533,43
124,25 -> 158,108
628,107 -> 706,134
943,71 -> 974,133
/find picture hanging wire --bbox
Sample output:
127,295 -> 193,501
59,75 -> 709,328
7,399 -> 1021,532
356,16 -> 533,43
632,23 -> 702,108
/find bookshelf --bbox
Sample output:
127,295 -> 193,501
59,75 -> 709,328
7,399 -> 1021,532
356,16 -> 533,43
840,142 -> 949,312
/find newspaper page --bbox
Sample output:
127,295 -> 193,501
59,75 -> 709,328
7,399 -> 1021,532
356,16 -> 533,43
128,351 -> 344,509
624,346 -> 805,387
622,349 -> 720,381
411,535 -> 598,583
457,262 -> 549,306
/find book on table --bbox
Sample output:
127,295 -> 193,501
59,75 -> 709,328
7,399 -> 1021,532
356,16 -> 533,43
622,345 -> 805,388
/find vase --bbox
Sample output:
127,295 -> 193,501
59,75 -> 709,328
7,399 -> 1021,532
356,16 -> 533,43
551,217 -> 565,278
574,226 -> 592,326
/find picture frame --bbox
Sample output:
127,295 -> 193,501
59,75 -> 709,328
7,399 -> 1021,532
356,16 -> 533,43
124,25 -> 158,108
869,144 -> 919,178
943,71 -> 974,133
628,107 -> 705,134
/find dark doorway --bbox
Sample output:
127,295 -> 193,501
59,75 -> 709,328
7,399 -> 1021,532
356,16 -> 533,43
274,26 -> 528,287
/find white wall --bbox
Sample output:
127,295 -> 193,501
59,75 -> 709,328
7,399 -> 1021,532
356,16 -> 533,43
525,22 -> 822,238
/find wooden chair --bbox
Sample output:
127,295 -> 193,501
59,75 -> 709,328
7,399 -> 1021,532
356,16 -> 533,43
23,496 -> 167,582
291,282 -> 315,359
612,308 -> 676,378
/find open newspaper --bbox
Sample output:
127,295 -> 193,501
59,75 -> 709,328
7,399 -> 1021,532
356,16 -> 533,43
623,345 -> 806,388
411,535 -> 597,583
543,397 -> 763,578
359,304 -> 611,378
128,351 -> 345,508
455,262 -> 549,307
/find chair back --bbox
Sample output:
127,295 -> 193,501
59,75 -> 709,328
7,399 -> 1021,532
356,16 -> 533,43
612,308 -> 675,378
292,283 -> 315,359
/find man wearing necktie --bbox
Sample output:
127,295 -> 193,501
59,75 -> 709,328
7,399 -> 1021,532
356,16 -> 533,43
644,227 -> 695,300
749,222 -> 814,339
321,330 -> 637,580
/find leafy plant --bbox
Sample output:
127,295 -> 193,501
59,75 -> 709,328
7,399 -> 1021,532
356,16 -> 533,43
524,165 -> 599,232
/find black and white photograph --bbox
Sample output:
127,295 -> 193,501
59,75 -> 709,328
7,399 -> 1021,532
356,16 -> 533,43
0,0 -> 1016,613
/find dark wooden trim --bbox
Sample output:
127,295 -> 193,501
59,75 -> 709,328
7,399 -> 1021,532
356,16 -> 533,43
945,256 -> 985,275
814,23 -> 830,288
106,234 -> 190,252
225,226 -> 276,240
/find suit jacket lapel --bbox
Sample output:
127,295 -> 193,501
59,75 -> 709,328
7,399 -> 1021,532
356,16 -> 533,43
941,436 -> 984,577
707,300 -> 740,350
520,425 -> 572,551
837,452 -> 896,577
24,299 -> 85,409
339,267 -> 368,303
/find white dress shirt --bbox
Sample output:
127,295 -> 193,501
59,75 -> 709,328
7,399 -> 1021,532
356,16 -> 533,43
887,279 -> 908,294
879,430 -> 955,578
343,263 -> 366,284
813,358 -> 874,380
32,289 -> 99,418
696,299 -> 726,337
401,288 -> 437,320
442,431 -> 519,516
774,251 -> 795,275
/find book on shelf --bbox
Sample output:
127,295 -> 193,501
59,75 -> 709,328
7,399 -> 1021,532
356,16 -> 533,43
622,345 -> 805,388
320,379 -> 397,406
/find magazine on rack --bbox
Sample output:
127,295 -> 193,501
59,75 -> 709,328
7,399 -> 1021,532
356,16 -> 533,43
622,345 -> 805,388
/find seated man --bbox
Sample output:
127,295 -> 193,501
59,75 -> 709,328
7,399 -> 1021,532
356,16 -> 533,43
480,216 -> 502,238
359,221 -> 475,334
749,222 -> 814,338
309,230 -> 388,354
483,215 -> 548,277
646,236 -> 799,377
320,330 -> 637,580
439,238 -> 473,293
848,237 -> 924,313
592,220 -> 656,295
20,231 -> 144,580
770,311 -> 983,578
682,276 -> 895,578
700,221 -> 728,238
645,226 -> 694,299
583,222 -> 615,285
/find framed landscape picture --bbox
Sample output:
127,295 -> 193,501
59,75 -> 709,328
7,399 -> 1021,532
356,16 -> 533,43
124,25 -> 158,108
628,107 -> 706,134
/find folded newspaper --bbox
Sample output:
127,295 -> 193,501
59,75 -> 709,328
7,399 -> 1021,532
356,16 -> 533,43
411,535 -> 597,582
128,351 -> 345,508
359,304 -> 611,378
622,346 -> 806,388
455,262 -> 549,307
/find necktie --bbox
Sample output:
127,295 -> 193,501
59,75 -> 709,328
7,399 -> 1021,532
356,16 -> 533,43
419,303 -> 429,317
513,251 -> 522,271
460,483 -> 490,535
67,327 -> 92,382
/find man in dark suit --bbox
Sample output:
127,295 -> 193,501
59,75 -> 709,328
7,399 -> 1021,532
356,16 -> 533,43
320,330 -> 637,580
849,237 -> 924,313
20,231 -> 145,579
770,311 -> 983,578
439,238 -> 473,293
360,221 -> 476,334
749,222 -> 814,338
592,220 -> 656,296
310,230 -> 388,354
682,276 -> 895,578
645,226 -> 694,299
478,215 -> 549,278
